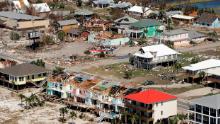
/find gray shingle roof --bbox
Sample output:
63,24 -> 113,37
0,63 -> 48,76
114,15 -> 138,24
58,19 -> 78,26
162,29 -> 188,36
196,13 -> 219,25
191,94 -> 220,109
0,11 -> 42,20
188,30 -> 206,40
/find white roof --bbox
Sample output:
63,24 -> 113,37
12,0 -> 30,9
134,44 -> 179,58
128,5 -> 150,14
205,67 -> 220,76
134,51 -> 154,58
32,3 -> 51,13
172,14 -> 194,20
182,59 -> 220,71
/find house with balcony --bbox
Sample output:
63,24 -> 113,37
0,11 -> 49,33
113,15 -> 138,34
46,74 -> 74,98
182,59 -> 220,83
204,68 -> 220,88
124,89 -> 177,124
194,13 -> 220,28
0,63 -> 48,89
133,44 -> 180,69
128,19 -> 163,39
188,94 -> 220,124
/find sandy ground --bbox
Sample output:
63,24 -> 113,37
0,87 -> 108,124
177,87 -> 220,99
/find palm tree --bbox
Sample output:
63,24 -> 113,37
130,113 -> 138,124
69,111 -> 77,122
198,71 -> 206,83
174,62 -> 182,72
121,111 -> 129,124
24,97 -> 31,109
18,94 -> 26,106
169,116 -> 179,124
59,107 -> 68,122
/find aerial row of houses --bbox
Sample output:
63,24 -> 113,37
0,45 -> 220,123
0,0 -> 218,48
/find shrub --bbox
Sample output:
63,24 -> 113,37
84,50 -> 91,55
10,31 -> 20,40
57,31 -> 66,41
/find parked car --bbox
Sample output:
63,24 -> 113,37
142,80 -> 155,85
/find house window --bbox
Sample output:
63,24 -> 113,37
196,105 -> 202,113
161,111 -> 163,115
203,115 -> 209,124
19,77 -> 24,81
32,75 -> 35,79
38,74 -> 42,77
27,76 -> 30,80
210,108 -> 216,117
210,117 -> 216,124
161,102 -> 163,106
196,113 -> 202,122
43,73 -> 47,76
203,106 -> 209,115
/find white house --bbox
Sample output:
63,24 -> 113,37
133,44 -> 180,69
188,94 -> 220,124
124,89 -> 177,124
183,59 -> 220,74
128,5 -> 153,17
182,59 -> 220,83
160,29 -> 190,47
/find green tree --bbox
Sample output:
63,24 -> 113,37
30,59 -> 45,67
174,62 -> 182,72
167,40 -> 174,48
198,71 -> 206,83
169,116 -> 179,124
191,57 -> 200,64
167,18 -> 173,31
124,70 -> 133,79
59,107 -> 68,122
10,31 -> 20,41
57,31 -> 66,41
53,66 -> 65,75
69,111 -> 77,122
18,94 -> 26,106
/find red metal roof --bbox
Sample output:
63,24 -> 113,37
124,89 -> 177,104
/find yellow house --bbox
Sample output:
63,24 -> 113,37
0,11 -> 49,32
0,63 -> 49,86
57,19 -> 79,32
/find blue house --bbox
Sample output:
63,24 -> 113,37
194,13 -> 220,28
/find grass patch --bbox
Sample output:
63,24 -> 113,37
85,62 -> 150,79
